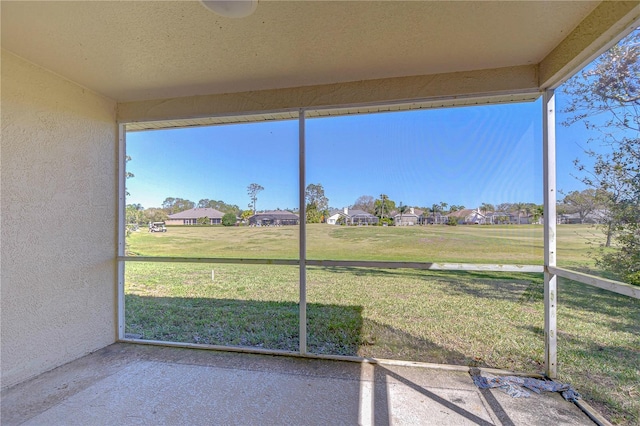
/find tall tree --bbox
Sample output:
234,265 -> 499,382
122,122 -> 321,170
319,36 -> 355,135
374,194 -> 395,218
305,184 -> 329,213
397,202 -> 408,225
247,183 -> 264,215
561,29 -> 640,284
430,203 -> 442,224
352,195 -> 375,214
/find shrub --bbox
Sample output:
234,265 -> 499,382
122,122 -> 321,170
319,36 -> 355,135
222,213 -> 237,226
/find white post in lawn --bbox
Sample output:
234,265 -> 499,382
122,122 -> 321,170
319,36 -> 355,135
299,109 -> 307,355
543,89 -> 557,379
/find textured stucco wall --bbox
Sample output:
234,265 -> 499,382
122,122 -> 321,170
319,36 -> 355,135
118,65 -> 539,123
1,50 -> 117,389
539,1 -> 640,88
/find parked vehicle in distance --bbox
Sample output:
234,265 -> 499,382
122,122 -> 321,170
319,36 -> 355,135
149,222 -> 167,232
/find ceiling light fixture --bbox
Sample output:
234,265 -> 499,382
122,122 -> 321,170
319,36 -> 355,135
200,0 -> 258,18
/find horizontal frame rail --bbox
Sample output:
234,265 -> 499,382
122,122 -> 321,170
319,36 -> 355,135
548,266 -> 639,299
118,256 -> 543,272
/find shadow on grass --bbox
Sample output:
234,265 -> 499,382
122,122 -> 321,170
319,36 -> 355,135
126,295 -> 363,353
557,277 -> 639,325
125,295 -> 477,366
357,318 -> 483,366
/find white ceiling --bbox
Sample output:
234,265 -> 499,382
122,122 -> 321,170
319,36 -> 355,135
1,1 -> 608,103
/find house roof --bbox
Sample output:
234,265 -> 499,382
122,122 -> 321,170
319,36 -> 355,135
167,207 -> 225,219
393,212 -> 419,219
446,209 -> 485,218
3,1 -> 638,123
486,211 -> 514,217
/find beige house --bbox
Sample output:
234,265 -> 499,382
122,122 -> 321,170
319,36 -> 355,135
446,208 -> 487,225
2,1 -> 639,394
393,208 -> 422,226
166,207 -> 226,225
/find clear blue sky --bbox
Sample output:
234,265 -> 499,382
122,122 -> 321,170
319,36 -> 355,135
126,97 -> 593,211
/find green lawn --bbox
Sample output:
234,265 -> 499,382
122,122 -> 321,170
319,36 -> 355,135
125,224 -> 639,424
128,223 -> 603,265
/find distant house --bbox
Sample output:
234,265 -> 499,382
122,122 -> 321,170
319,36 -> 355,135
249,210 -> 299,226
166,207 -> 225,225
446,208 -> 487,225
485,211 -> 515,225
327,208 -> 379,225
423,212 -> 445,224
393,207 -> 421,226
558,209 -> 608,224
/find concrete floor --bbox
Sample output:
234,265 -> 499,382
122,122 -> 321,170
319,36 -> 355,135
2,343 -> 594,425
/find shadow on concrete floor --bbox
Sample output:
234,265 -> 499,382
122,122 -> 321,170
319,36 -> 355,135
1,343 -> 593,425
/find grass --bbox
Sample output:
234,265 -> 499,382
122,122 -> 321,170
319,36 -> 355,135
125,224 -> 639,424
128,223 -> 585,263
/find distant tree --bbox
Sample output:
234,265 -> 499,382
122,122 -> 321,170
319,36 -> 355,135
428,201 -> 449,223
446,216 -> 458,226
521,203 -> 533,224
496,202 -> 512,213
143,208 -> 168,224
449,205 -> 465,213
561,189 -> 605,224
561,29 -> 639,284
480,203 -> 495,214
162,197 -> 195,214
305,183 -> 329,223
532,204 -> 544,224
198,216 -> 209,225
374,194 -> 395,218
306,204 -> 323,223
305,183 -> 329,211
126,203 -> 144,225
247,183 -> 264,215
512,202 -> 527,224
397,202 -> 409,225
222,212 -> 237,226
352,195 -> 375,214
198,198 -> 241,216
